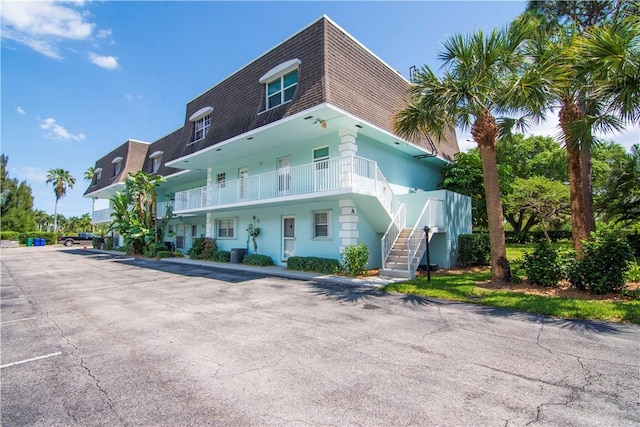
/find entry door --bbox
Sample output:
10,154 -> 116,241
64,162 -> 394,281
239,167 -> 250,200
278,157 -> 291,196
282,216 -> 295,261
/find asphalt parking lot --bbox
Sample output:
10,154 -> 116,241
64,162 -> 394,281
2,246 -> 639,426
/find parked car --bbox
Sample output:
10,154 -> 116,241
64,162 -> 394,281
58,232 -> 94,247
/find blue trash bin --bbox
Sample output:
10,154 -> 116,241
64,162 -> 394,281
37,238 -> 45,246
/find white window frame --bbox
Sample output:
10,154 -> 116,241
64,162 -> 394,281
312,210 -> 331,239
217,172 -> 226,189
93,168 -> 102,185
151,156 -> 162,173
113,161 -> 122,177
259,59 -> 301,112
216,218 -> 236,239
193,114 -> 211,142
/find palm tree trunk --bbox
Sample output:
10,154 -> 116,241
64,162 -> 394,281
53,200 -> 59,233
581,152 -> 596,234
472,110 -> 511,282
560,101 -> 588,256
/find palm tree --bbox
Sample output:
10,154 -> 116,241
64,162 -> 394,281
394,19 -> 543,282
84,166 -> 97,228
519,11 -> 639,254
46,169 -> 76,233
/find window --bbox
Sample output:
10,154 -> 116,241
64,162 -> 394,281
313,147 -> 329,170
152,157 -> 162,173
217,218 -> 235,239
313,210 -> 330,239
149,151 -> 163,174
193,114 -> 211,141
113,161 -> 122,177
217,172 -> 226,188
191,225 -> 198,237
266,69 -> 298,109
93,168 -> 102,185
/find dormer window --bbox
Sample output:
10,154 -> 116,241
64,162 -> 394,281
112,157 -> 123,177
259,59 -> 300,110
93,168 -> 102,185
189,106 -> 214,143
149,151 -> 164,174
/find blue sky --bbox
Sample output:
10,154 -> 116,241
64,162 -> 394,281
2,1 -> 638,218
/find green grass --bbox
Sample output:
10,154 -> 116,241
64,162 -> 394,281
381,270 -> 640,324
506,241 -> 572,261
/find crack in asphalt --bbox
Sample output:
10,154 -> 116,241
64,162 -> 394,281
223,353 -> 287,377
22,287 -> 126,426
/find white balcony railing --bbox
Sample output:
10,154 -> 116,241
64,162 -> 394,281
174,156 -> 400,218
92,202 -> 171,224
92,208 -> 113,223
406,198 -> 444,275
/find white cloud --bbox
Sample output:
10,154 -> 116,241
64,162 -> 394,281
16,106 -> 26,115
88,52 -> 119,70
1,1 -> 115,63
10,166 -> 48,184
40,118 -> 86,142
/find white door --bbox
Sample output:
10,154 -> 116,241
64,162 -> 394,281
282,216 -> 295,261
239,167 -> 250,200
278,157 -> 290,196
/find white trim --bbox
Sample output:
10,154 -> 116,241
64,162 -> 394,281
94,167 -> 103,173
215,217 -> 237,239
111,156 -> 123,164
311,209 -> 331,240
149,150 -> 164,159
83,180 -> 125,198
259,58 -> 301,83
189,106 -> 214,122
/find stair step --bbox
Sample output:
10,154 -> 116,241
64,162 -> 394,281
379,269 -> 411,279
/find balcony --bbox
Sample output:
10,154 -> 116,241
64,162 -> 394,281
91,201 -> 171,224
174,156 -> 401,216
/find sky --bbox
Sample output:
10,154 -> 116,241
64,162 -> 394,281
2,1 -> 638,218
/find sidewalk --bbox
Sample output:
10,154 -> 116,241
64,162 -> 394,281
89,248 -> 401,288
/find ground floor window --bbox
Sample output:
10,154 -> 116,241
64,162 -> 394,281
216,218 -> 236,239
312,210 -> 330,239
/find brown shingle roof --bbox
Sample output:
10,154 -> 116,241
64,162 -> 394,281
140,128 -> 185,177
83,140 -> 149,196
322,19 -> 459,161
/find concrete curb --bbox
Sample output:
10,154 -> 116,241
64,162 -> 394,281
86,248 -> 401,288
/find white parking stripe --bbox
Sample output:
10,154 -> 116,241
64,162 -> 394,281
1,317 -> 37,324
1,352 -> 62,369
1,297 -> 26,302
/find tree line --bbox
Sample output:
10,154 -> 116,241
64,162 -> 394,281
394,0 -> 639,281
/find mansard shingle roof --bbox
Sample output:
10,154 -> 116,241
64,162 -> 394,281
171,16 -> 458,162
84,140 -> 149,196
140,128 -> 185,177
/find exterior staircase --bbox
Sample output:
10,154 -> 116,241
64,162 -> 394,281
380,229 -> 412,278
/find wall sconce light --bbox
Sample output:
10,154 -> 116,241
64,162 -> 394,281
351,208 -> 356,215
314,118 -> 327,129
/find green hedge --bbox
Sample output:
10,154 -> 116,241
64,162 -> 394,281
0,231 -> 20,240
505,230 -> 572,244
287,256 -> 341,274
457,233 -> 490,267
211,250 -> 230,263
242,254 -> 274,266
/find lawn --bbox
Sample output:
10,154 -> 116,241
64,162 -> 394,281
381,242 -> 640,324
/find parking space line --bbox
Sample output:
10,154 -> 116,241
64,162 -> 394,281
1,297 -> 26,302
1,317 -> 37,324
1,352 -> 62,369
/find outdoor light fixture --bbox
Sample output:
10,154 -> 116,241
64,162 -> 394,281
314,118 -> 327,129
423,225 -> 431,282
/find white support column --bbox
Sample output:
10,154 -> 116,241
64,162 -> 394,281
206,212 -> 213,237
338,127 -> 358,189
206,167 -> 214,186
339,199 -> 359,253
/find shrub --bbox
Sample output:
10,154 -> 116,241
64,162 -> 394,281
145,242 -> 168,257
155,250 -> 171,258
242,254 -> 274,266
287,256 -> 341,274
212,250 -> 230,263
523,240 -> 563,287
341,244 -> 369,276
568,231 -> 634,294
92,236 -> 104,249
171,251 -> 185,258
104,237 -> 114,251
188,237 -> 218,260
457,234 -> 490,267
0,231 -> 19,240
